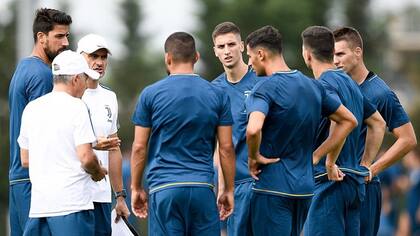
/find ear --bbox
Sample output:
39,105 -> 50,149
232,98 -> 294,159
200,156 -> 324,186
165,53 -> 171,66
194,51 -> 200,63
213,46 -> 218,57
37,32 -> 46,44
240,41 -> 245,53
257,49 -> 265,62
354,47 -> 363,57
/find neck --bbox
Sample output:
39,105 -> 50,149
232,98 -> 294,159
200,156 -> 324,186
312,60 -> 336,79
169,63 -> 194,75
224,61 -> 248,83
31,44 -> 51,65
349,62 -> 370,85
87,78 -> 99,89
265,54 -> 290,76
52,83 -> 75,97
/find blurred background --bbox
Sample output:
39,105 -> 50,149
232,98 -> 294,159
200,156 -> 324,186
1,0 -> 420,235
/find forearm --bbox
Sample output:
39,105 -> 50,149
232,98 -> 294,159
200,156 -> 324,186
131,144 -> 147,192
316,122 -> 352,164
214,144 -> 225,192
370,137 -> 416,176
219,145 -> 235,193
81,152 -> 103,175
109,148 -> 124,192
246,131 -> 261,160
360,126 -> 385,167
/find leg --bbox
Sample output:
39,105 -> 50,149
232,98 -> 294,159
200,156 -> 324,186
227,181 -> 253,236
189,187 -> 220,236
47,210 -> 95,236
93,202 -> 112,236
250,193 -> 293,236
291,198 -> 312,236
304,181 -> 345,236
9,182 -> 31,236
23,218 -> 51,236
360,181 -> 381,236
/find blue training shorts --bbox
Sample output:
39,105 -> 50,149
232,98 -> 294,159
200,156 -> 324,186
9,181 -> 31,236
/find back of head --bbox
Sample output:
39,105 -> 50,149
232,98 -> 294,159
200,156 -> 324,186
301,26 -> 334,63
33,8 -> 72,43
212,21 -> 241,41
245,25 -> 283,55
333,26 -> 363,50
164,32 -> 197,63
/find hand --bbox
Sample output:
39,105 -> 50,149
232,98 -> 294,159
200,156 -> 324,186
361,163 -> 372,183
326,163 -> 345,181
248,154 -> 280,180
132,189 -> 148,218
94,137 -> 121,151
91,167 -> 108,182
217,190 -> 234,220
114,197 -> 131,223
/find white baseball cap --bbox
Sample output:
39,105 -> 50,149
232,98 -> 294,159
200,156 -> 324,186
52,50 -> 100,80
77,34 -> 112,55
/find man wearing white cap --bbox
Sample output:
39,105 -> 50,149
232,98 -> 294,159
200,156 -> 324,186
77,34 -> 130,235
18,50 -> 108,236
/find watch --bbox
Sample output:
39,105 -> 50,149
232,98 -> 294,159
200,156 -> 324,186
114,189 -> 127,199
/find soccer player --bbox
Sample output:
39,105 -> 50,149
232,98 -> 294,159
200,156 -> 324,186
333,26 -> 417,236
211,21 -> 261,236
245,25 -> 358,236
130,32 -> 236,235
77,34 -> 130,235
18,50 -> 107,236
301,26 -> 386,235
8,8 -> 71,236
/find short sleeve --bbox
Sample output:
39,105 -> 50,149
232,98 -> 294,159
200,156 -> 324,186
132,88 -> 153,127
246,81 -> 271,116
363,96 -> 377,120
17,104 -> 31,149
218,92 -> 233,126
73,103 -> 97,146
110,94 -> 119,134
318,83 -> 341,117
380,90 -> 410,131
319,78 -> 341,102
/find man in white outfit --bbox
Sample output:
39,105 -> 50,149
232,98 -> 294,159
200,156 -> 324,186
77,34 -> 130,236
18,50 -> 107,236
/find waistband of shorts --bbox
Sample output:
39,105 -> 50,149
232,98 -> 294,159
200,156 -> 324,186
9,178 -> 31,185
149,182 -> 214,194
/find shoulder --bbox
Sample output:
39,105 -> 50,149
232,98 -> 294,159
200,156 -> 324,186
211,73 -> 226,86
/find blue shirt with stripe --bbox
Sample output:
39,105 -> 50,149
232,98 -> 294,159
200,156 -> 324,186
246,70 -> 340,198
314,69 -> 376,182
358,72 -> 410,182
212,69 -> 260,184
132,74 -> 233,193
8,57 -> 53,184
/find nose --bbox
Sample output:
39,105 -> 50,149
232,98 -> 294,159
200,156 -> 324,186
333,56 -> 340,67
62,37 -> 69,47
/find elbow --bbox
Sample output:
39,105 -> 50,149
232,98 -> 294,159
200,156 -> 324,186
246,126 -> 260,141
219,141 -> 234,154
21,159 -> 29,168
349,116 -> 358,130
406,135 -> 417,151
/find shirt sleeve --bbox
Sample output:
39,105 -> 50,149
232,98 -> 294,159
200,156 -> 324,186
380,90 -> 410,131
246,81 -> 271,116
318,82 -> 341,117
363,95 -> 377,120
73,103 -> 97,146
132,88 -> 153,127
17,104 -> 31,149
110,93 -> 119,134
319,78 -> 341,102
26,73 -> 53,102
218,91 -> 233,126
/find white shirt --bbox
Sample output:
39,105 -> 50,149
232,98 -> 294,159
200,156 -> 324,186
18,91 -> 96,217
82,85 -> 119,203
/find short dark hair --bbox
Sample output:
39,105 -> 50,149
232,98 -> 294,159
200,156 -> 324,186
212,22 -> 241,41
333,26 -> 363,50
33,8 -> 72,42
245,25 -> 283,55
301,26 -> 334,63
164,32 -> 197,63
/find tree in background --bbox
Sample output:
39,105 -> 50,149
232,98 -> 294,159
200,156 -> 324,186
0,2 -> 16,234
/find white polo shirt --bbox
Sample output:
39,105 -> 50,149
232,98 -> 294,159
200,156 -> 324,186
18,91 -> 96,217
82,84 -> 119,203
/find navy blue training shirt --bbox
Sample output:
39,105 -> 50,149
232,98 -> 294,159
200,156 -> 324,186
358,72 -> 410,182
246,70 -> 340,198
212,68 -> 260,184
9,57 -> 53,184
132,74 -> 233,193
314,69 -> 376,182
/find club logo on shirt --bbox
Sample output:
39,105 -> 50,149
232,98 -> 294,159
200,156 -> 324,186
104,105 -> 112,123
242,90 -> 252,114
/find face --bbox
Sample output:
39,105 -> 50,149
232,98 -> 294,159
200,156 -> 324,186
334,40 -> 358,73
82,48 -> 108,78
213,33 -> 244,69
246,45 -> 265,76
41,24 -> 70,62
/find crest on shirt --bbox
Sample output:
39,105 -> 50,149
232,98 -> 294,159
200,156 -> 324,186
104,105 -> 112,123
242,90 -> 252,114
